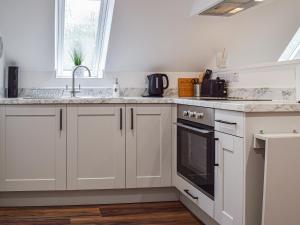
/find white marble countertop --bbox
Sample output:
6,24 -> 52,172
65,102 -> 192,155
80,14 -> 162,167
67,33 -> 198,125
0,96 -> 300,113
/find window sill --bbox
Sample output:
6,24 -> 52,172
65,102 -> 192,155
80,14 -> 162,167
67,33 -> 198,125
55,70 -> 104,79
56,76 -> 104,79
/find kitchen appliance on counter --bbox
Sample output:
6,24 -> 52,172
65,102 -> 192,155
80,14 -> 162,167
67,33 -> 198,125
144,73 -> 169,97
201,70 -> 228,98
8,66 -> 18,98
176,105 -> 216,200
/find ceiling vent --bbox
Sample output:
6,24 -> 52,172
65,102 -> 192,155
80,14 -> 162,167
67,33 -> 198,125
191,0 -> 266,17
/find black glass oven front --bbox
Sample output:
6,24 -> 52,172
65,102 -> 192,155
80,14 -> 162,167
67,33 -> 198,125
177,118 -> 215,200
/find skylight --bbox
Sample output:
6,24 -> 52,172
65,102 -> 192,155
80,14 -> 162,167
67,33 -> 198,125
279,27 -> 300,61
55,0 -> 115,78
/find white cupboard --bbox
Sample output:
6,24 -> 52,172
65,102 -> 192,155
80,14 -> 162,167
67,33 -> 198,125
214,131 -> 244,225
67,105 -> 126,190
0,104 -> 172,192
126,105 -> 172,188
0,105 -> 66,191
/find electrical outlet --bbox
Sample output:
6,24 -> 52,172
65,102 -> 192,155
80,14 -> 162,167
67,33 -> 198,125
215,72 -> 239,83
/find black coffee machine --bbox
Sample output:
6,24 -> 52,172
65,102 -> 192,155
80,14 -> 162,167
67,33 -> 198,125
201,70 -> 228,98
145,74 -> 169,97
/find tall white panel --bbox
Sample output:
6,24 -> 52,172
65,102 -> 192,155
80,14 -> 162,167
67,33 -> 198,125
296,65 -> 300,102
0,36 -> 4,97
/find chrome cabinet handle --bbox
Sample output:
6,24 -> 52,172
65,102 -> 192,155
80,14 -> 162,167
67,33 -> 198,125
215,120 -> 237,125
184,190 -> 198,200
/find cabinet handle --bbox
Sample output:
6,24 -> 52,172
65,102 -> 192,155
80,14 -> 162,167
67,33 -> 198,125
59,109 -> 63,131
120,108 -> 123,130
184,189 -> 198,200
215,120 -> 237,125
131,108 -> 134,130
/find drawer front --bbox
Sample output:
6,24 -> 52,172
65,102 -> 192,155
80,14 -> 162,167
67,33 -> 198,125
215,110 -> 244,137
174,174 -> 214,218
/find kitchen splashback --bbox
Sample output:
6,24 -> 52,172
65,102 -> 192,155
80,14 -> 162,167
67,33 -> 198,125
11,87 -> 296,101
228,88 -> 296,101
17,88 -> 178,99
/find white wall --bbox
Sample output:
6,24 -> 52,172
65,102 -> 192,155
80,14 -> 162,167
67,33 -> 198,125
0,0 -> 230,88
208,0 -> 300,68
0,34 -> 4,95
17,71 -> 199,89
0,0 -> 300,89
0,0 -> 55,71
105,0 -> 232,72
215,60 -> 300,89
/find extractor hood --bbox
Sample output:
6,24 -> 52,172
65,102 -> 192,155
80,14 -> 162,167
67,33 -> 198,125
191,0 -> 266,17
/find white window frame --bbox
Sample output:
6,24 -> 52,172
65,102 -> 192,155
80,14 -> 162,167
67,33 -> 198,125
279,27 -> 300,62
55,0 -> 114,78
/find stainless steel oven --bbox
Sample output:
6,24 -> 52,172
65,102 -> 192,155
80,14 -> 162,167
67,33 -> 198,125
177,105 -> 215,200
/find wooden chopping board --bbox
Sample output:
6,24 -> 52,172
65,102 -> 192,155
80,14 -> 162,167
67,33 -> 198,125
178,78 -> 195,97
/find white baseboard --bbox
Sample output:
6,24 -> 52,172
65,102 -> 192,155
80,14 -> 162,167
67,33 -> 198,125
180,193 -> 220,225
0,187 -> 179,207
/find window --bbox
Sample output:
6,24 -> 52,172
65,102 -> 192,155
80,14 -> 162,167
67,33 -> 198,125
55,0 -> 114,78
279,27 -> 300,62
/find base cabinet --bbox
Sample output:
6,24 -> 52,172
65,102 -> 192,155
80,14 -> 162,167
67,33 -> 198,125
214,131 -> 244,225
0,106 -> 67,191
0,104 -> 172,192
67,105 -> 126,190
126,105 -> 172,188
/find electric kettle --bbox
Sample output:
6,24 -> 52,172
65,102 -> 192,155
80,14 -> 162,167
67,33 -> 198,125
146,74 -> 169,97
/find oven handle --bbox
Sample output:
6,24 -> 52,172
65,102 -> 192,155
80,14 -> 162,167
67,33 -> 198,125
174,122 -> 212,134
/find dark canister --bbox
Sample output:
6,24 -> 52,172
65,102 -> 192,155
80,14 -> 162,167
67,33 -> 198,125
8,66 -> 18,98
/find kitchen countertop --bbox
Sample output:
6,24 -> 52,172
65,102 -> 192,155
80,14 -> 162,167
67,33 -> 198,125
0,96 -> 300,113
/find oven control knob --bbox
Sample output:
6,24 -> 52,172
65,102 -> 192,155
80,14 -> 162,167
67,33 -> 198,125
183,111 -> 189,117
188,111 -> 196,118
196,112 -> 204,119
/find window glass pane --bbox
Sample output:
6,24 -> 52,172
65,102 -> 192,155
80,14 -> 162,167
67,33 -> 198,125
293,47 -> 300,60
63,0 -> 101,72
279,27 -> 300,62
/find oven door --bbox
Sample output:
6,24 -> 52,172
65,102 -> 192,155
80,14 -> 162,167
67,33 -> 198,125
177,119 -> 215,200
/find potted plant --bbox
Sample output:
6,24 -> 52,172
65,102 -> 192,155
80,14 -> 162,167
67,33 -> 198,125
70,48 -> 85,77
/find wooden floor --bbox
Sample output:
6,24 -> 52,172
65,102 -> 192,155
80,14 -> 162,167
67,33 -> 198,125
0,201 -> 205,225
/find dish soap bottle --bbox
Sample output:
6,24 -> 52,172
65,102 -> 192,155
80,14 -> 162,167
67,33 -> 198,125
112,78 -> 120,98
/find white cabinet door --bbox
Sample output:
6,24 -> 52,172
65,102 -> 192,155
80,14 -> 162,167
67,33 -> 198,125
214,131 -> 244,225
67,105 -> 125,190
0,105 -> 66,191
126,104 -> 172,188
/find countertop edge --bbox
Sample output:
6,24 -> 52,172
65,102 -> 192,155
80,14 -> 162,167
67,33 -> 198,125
0,97 -> 300,113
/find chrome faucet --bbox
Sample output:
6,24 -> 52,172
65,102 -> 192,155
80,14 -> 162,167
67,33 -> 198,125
71,65 -> 91,97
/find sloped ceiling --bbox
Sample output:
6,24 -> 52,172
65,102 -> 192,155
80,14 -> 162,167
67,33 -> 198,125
106,0 -> 300,72
0,0 -> 299,73
105,0 -> 233,72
